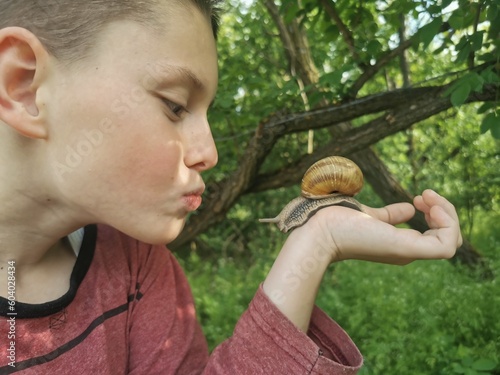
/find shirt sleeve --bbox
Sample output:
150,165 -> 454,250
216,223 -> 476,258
127,243 -> 362,374
204,285 -> 363,374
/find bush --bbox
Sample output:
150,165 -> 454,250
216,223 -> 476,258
179,209 -> 499,374
317,259 -> 499,374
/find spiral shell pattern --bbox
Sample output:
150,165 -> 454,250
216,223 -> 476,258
301,156 -> 363,199
259,156 -> 365,233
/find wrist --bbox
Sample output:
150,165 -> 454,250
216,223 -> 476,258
263,223 -> 331,332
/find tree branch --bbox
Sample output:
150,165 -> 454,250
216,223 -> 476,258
264,0 -> 297,76
262,86 -> 441,135
320,0 -> 363,65
169,83 -> 498,249
398,14 -> 411,88
347,22 -> 452,98
347,39 -> 413,98
250,87 -> 452,192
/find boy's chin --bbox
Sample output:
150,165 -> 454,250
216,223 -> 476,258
135,222 -> 185,247
108,218 -> 185,247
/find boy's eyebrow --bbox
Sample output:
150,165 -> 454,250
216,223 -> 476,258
177,66 -> 205,90
150,63 -> 216,106
160,64 -> 205,91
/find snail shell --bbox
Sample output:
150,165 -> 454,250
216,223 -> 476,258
259,156 -> 364,233
301,156 -> 363,199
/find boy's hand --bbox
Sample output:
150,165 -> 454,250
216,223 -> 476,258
307,189 -> 463,265
264,189 -> 462,332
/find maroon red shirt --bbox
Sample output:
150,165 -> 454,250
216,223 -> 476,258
0,224 -> 362,374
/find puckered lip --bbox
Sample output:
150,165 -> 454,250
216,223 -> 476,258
184,185 -> 205,197
182,185 -> 205,212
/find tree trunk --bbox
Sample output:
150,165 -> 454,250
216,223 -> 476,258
170,82 -> 497,253
170,1 -> 498,279
260,0 -> 488,269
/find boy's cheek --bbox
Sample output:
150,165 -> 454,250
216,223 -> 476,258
118,138 -> 186,185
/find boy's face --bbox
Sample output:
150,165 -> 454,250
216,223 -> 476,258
44,7 -> 219,244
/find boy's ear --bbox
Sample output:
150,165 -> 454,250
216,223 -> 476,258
0,27 -> 50,139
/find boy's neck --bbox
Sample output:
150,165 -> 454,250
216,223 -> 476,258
0,237 -> 77,304
0,184 -> 83,266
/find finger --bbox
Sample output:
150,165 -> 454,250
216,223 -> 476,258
423,189 -> 460,224
362,202 -> 415,225
424,205 -> 463,249
375,203 -> 458,255
415,190 -> 463,245
413,194 -> 428,214
343,215 -> 457,261
415,190 -> 458,221
377,205 -> 459,259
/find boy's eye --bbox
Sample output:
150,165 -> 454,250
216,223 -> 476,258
161,98 -> 187,118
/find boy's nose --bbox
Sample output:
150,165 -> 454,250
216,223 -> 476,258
184,118 -> 218,172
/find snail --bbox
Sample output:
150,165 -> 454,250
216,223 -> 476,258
259,156 -> 364,233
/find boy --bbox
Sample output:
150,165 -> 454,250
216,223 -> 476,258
0,0 -> 462,373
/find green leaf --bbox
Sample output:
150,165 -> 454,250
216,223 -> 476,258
320,71 -> 344,87
366,39 -> 383,56
451,72 -> 484,92
452,362 -> 466,373
449,11 -> 465,29
480,67 -> 500,84
217,97 -> 234,109
456,35 -> 469,49
487,4 -> 499,21
450,84 -> 471,106
471,358 -> 497,371
484,71 -> 500,84
443,81 -> 459,98
466,72 -> 485,92
491,122 -> 500,140
324,23 -> 339,36
428,5 -> 442,15
477,102 -> 496,114
442,0 -> 454,7
481,112 -> 500,138
419,17 -> 443,48
455,44 -> 472,64
470,32 -> 484,52
463,357 -> 475,367
282,2 -> 300,24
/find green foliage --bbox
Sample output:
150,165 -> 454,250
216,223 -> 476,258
177,1 -> 500,373
179,206 -> 500,374
480,111 -> 500,138
178,251 -> 265,346
316,244 -> 500,374
375,103 -> 500,240
418,16 -> 443,49
451,356 -> 498,375
443,72 -> 487,107
178,192 -> 283,347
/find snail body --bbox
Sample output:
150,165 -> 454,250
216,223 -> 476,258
259,156 -> 364,233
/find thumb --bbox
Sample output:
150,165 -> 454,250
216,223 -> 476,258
363,202 -> 415,225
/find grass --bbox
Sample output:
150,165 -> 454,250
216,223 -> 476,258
178,211 -> 499,374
